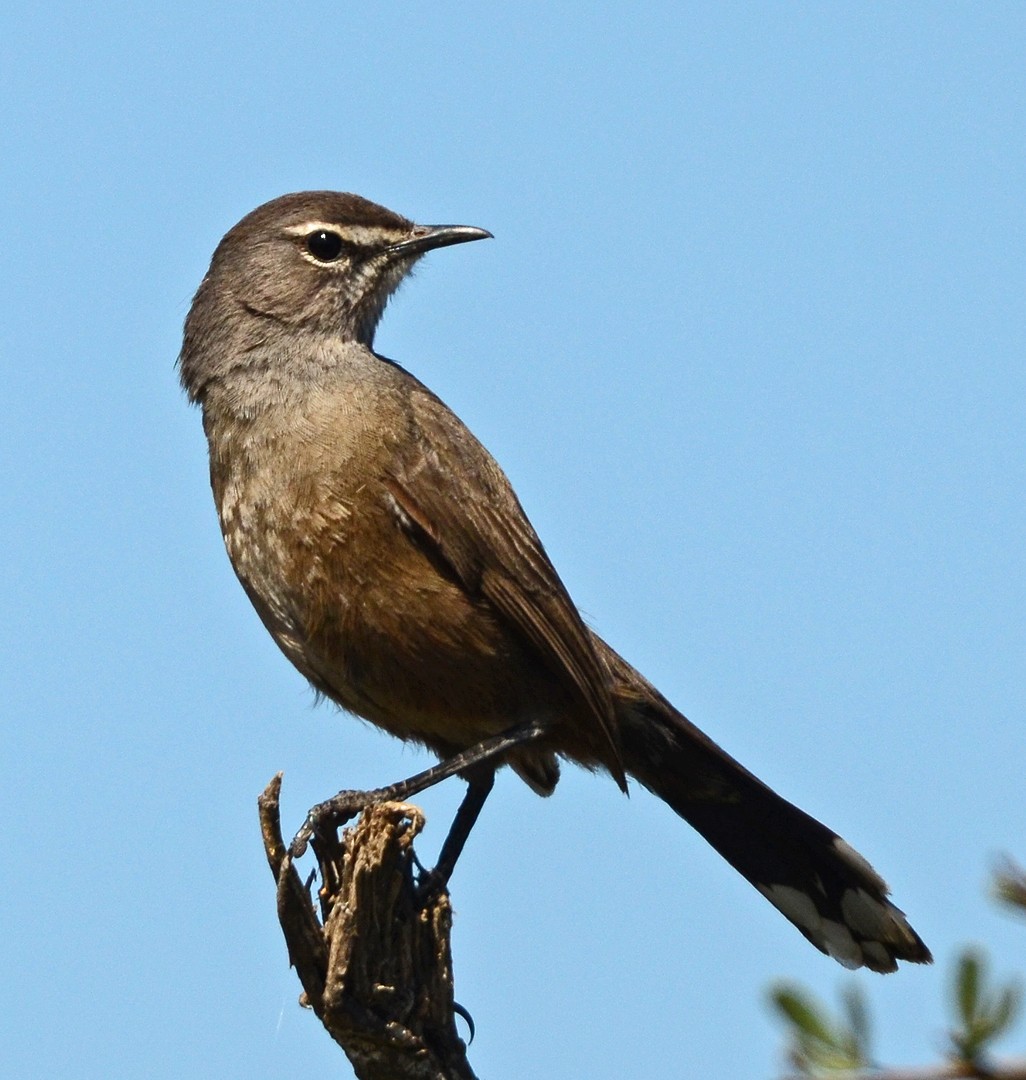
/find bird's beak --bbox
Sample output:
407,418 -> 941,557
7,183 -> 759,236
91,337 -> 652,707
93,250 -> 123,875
388,224 -> 493,259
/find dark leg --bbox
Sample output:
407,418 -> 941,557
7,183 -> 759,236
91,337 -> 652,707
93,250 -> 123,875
418,766 -> 496,899
289,720 -> 547,858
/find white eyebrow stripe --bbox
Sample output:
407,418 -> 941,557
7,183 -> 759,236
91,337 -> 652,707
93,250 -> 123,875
284,221 -> 406,247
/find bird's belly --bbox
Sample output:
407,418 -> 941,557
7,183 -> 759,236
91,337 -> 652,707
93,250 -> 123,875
220,480 -> 567,755
299,559 -> 568,753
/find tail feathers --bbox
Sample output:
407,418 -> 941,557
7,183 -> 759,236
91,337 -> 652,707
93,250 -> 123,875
618,696 -> 931,972
680,794 -> 930,972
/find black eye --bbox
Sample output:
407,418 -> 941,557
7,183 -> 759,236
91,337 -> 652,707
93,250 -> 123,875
306,230 -> 344,262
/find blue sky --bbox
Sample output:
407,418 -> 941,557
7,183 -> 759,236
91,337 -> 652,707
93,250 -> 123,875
3,4 -> 1024,1076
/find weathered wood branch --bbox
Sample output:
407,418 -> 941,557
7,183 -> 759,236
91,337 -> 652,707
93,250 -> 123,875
258,774 -> 478,1080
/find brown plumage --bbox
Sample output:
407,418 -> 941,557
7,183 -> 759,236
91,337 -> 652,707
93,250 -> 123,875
180,191 -> 931,972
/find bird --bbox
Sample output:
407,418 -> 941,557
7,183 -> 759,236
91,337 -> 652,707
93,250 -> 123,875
179,190 -> 931,972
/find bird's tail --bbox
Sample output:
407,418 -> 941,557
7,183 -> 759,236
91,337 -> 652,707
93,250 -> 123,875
609,668 -> 931,972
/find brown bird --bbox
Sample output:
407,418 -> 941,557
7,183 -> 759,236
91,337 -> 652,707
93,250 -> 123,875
179,190 -> 931,972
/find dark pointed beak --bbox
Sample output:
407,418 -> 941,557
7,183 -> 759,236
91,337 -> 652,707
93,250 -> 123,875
388,224 -> 493,258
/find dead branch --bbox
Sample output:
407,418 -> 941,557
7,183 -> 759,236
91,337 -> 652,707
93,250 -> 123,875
258,774 -> 478,1080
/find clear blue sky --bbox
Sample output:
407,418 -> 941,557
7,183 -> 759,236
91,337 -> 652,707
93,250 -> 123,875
3,4 -> 1024,1076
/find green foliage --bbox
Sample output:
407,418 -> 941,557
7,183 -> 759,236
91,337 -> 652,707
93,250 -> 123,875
768,981 -> 871,1074
993,858 -> 1026,918
949,948 -> 1021,1065
768,858 -> 1024,1077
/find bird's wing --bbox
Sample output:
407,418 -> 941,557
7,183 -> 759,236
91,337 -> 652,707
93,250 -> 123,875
381,384 -> 627,790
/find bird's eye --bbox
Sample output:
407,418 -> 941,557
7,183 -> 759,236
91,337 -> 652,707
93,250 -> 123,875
305,230 -> 344,262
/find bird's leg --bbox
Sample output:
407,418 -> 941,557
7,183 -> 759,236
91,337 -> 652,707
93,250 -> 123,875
417,766 -> 496,900
289,720 -> 547,858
